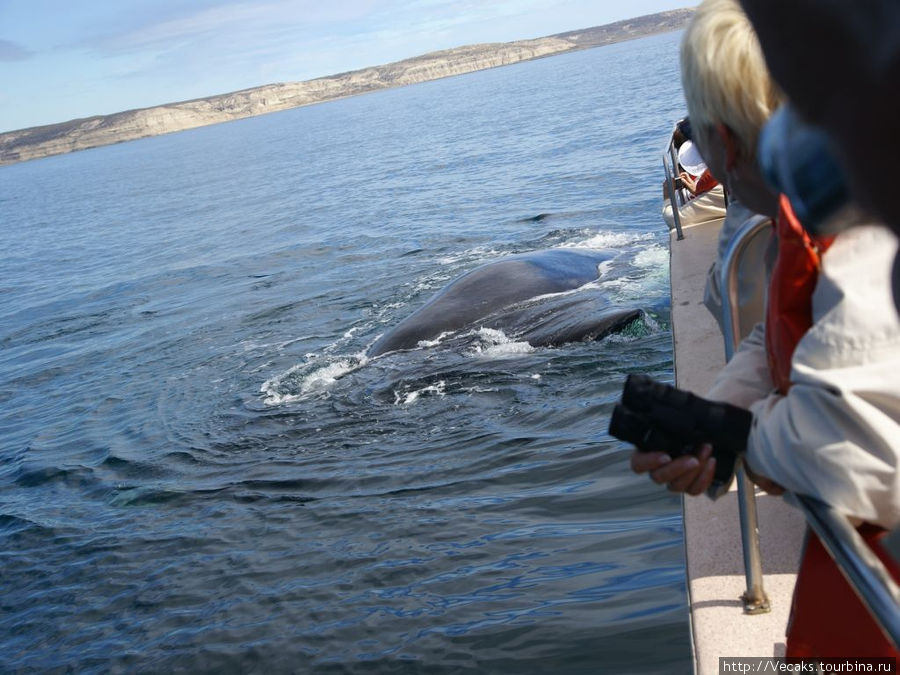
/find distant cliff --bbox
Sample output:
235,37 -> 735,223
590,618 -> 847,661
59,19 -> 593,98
0,9 -> 693,166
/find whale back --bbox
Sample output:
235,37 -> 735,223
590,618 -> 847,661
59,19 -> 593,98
367,249 -> 633,356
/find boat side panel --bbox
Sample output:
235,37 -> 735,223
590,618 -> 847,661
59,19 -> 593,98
669,219 -> 805,674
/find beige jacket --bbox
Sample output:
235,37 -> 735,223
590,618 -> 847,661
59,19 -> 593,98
707,225 -> 900,528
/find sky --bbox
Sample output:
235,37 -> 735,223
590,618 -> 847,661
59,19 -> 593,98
0,0 -> 689,133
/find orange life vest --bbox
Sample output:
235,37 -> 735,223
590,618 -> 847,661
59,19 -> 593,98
766,196 -> 899,657
765,194 -> 833,394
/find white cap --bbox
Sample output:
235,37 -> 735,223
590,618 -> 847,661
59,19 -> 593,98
678,140 -> 707,177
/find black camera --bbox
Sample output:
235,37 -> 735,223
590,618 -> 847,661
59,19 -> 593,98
609,374 -> 753,498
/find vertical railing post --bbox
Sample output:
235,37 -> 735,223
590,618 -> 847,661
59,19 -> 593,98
720,216 -> 774,614
663,138 -> 685,241
736,470 -> 770,613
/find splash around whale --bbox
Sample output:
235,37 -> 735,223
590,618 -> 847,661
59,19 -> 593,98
367,248 -> 644,357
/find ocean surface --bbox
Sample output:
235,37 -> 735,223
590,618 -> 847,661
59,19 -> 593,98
0,31 -> 691,673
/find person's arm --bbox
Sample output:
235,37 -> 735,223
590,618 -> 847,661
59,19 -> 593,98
705,322 -> 772,408
744,226 -> 900,527
633,226 -> 900,516
631,322 -> 772,495
679,171 -> 700,194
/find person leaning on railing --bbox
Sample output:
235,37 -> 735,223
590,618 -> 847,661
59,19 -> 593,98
628,0 -> 900,658
677,140 -> 719,197
662,136 -> 727,231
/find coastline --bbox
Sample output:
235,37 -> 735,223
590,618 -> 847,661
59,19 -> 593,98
0,8 -> 693,167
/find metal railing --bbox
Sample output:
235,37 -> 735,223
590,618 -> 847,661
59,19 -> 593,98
796,496 -> 900,647
720,215 -> 774,614
719,214 -> 900,645
663,133 -> 689,241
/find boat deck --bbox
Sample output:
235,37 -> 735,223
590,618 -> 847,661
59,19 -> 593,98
668,218 -> 806,674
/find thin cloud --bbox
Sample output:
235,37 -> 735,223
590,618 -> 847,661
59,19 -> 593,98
0,39 -> 33,61
81,0 -> 379,56
90,0 -> 592,92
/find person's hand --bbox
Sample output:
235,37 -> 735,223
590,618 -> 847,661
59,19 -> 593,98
679,171 -> 699,194
630,443 -> 716,496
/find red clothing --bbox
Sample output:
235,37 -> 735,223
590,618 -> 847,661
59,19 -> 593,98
764,195 -> 832,393
694,170 -> 718,196
787,525 -> 900,658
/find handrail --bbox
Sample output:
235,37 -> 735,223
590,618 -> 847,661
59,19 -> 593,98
719,215 -> 774,614
795,495 -> 900,648
663,134 -> 686,241
719,215 -> 900,644
720,215 -> 772,357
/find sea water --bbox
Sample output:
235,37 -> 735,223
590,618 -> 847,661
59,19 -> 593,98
0,31 -> 692,673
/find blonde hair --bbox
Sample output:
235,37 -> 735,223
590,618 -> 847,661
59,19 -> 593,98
680,0 -> 784,156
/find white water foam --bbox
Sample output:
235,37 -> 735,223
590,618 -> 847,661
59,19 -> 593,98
261,352 -> 368,405
468,327 -> 535,358
436,245 -> 506,267
415,331 -> 455,349
559,229 -> 656,251
633,244 -> 669,272
394,380 -> 447,406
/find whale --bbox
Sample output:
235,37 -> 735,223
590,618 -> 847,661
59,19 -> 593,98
367,248 -> 643,357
